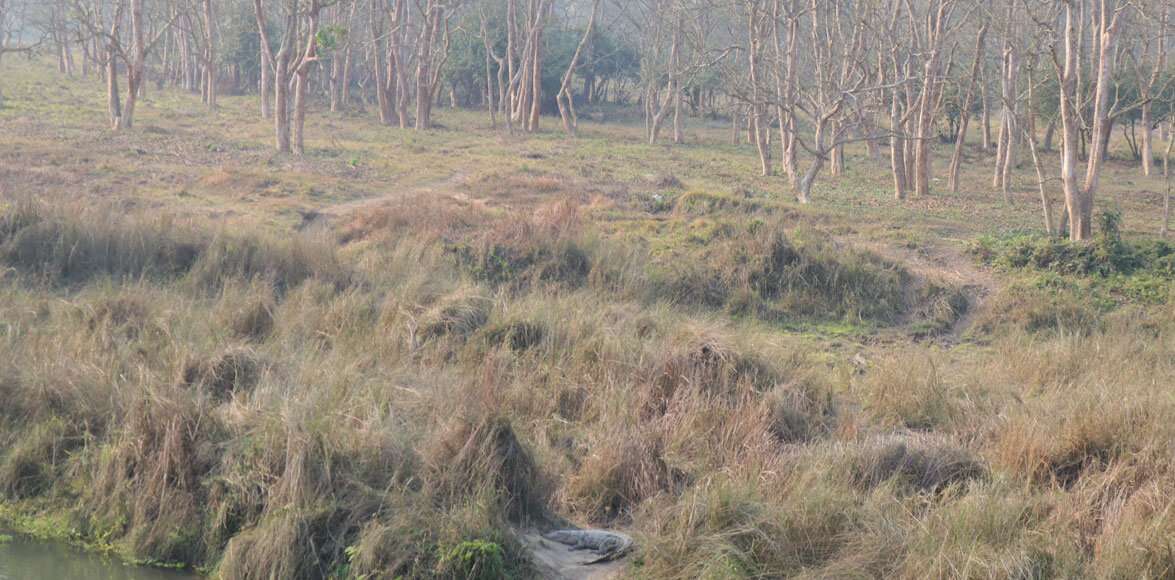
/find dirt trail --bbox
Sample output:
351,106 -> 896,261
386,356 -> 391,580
859,234 -> 1000,343
316,168 -> 473,218
516,529 -> 631,580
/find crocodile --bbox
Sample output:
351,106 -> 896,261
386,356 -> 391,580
542,529 -> 634,564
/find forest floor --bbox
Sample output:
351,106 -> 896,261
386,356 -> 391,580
1,58 -> 1174,579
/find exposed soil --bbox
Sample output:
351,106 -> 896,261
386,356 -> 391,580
517,529 -> 630,580
859,233 -> 1000,343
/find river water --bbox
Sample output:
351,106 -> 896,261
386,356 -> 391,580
0,533 -> 200,580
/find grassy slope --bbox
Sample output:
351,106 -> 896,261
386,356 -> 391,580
1,59 -> 1174,578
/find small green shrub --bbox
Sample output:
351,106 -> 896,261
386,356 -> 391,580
437,540 -> 506,580
972,217 -> 1174,280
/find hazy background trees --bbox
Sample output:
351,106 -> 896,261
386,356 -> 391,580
9,0 -> 1173,240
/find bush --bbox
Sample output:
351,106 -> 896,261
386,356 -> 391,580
972,218 -> 1175,280
653,223 -> 909,324
0,202 -> 202,284
437,540 -> 506,580
0,201 -> 349,293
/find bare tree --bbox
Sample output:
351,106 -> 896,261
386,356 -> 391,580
199,0 -> 216,108
370,0 -> 406,127
292,0 -> 332,155
948,20 -> 989,193
1052,0 -> 1127,241
1022,53 -> 1057,235
254,0 -> 298,151
746,0 -> 772,175
991,0 -> 1020,202
911,0 -> 962,197
478,1 -> 502,128
414,0 -> 445,130
1,0 -> 43,67
506,0 -> 549,133
790,0 -> 872,203
557,0 -> 601,136
70,0 -> 173,130
1131,1 -> 1168,177
328,0 -> 357,112
771,0 -> 800,187
1164,118 -> 1173,237
0,0 -> 44,109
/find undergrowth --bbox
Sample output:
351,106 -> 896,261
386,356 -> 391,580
0,199 -> 1173,579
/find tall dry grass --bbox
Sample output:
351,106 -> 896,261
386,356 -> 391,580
1,198 -> 1173,578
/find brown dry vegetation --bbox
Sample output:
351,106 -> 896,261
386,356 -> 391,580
1,59 -> 1175,579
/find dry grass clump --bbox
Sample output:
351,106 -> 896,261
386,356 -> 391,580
0,199 -> 202,284
987,397 -> 1151,489
653,173 -> 685,189
854,348 -> 958,431
219,289 -> 277,342
424,414 -> 547,522
269,280 -> 382,352
337,195 -> 486,245
447,200 -> 594,291
652,222 -> 910,324
742,226 -> 908,322
482,319 -> 548,353
409,287 -> 493,345
188,229 -> 350,294
889,483 -> 1062,579
344,498 -> 529,580
86,388 -> 221,564
641,326 -> 780,417
981,324 -> 1175,490
0,417 -> 73,499
1092,476 -> 1175,578
635,474 -> 859,578
674,190 -> 760,215
471,172 -> 573,202
561,429 -> 683,523
0,199 -> 350,294
214,407 -> 421,580
842,433 -> 985,493
761,377 -> 838,444
217,507 -> 333,579
908,284 -> 971,338
179,346 -> 263,403
973,279 -> 1104,336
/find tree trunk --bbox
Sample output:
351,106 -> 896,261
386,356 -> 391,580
796,118 -> 829,204
107,47 -> 122,129
1027,131 -> 1055,236
891,86 -> 907,200
1165,121 -> 1173,237
527,2 -> 545,132
1141,103 -> 1153,175
272,7 -> 294,154
557,0 -> 600,137
948,23 -> 987,193
747,4 -> 771,176
258,42 -> 271,118
1078,0 -> 1121,240
371,0 -> 394,125
415,1 -> 441,130
992,22 -> 1018,202
912,0 -> 952,198
293,2 -> 323,155
201,0 -> 217,109
118,0 -> 147,131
